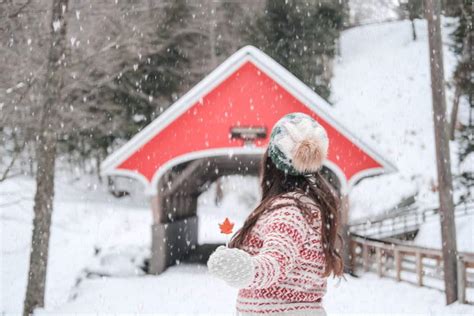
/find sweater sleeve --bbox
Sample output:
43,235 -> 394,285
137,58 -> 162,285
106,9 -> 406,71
245,204 -> 309,289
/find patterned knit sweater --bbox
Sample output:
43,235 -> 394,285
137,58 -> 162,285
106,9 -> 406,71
236,191 -> 327,315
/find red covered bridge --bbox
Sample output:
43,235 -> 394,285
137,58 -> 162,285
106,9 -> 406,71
101,46 -> 397,274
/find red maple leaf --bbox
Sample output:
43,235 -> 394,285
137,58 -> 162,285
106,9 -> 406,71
219,217 -> 234,234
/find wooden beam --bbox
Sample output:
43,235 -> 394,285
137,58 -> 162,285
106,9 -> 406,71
457,259 -> 466,304
150,194 -> 163,224
340,193 -> 352,274
416,252 -> 423,286
376,247 -> 383,277
395,250 -> 402,282
363,244 -> 370,272
163,160 -> 204,196
349,240 -> 357,272
424,0 -> 458,304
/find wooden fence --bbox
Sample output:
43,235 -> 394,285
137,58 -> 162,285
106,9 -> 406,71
350,235 -> 474,304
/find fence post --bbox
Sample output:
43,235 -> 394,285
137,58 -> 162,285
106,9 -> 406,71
363,244 -> 370,272
457,258 -> 466,304
436,257 -> 442,275
416,252 -> 423,286
350,240 -> 357,272
376,247 -> 383,277
395,250 -> 402,282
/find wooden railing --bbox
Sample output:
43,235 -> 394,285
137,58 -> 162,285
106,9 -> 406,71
350,201 -> 474,239
351,235 -> 474,304
458,253 -> 474,304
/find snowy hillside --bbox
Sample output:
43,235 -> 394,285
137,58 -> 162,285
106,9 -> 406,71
330,18 -> 461,221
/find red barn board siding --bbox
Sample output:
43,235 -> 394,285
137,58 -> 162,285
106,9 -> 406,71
117,61 -> 382,183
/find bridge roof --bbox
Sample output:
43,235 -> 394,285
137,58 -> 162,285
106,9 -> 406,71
101,46 -> 397,195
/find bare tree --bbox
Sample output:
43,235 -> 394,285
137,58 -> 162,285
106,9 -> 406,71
22,0 -> 69,314
1,1 -> 197,175
1,1 -> 261,178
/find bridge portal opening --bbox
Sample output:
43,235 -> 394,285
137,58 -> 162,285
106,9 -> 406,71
148,152 -> 342,274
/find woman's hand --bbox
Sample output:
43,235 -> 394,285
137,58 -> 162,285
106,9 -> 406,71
207,246 -> 255,288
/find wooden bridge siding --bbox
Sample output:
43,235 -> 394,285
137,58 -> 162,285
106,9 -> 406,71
351,236 -> 474,304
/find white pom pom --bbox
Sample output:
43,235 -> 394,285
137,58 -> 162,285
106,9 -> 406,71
292,125 -> 328,173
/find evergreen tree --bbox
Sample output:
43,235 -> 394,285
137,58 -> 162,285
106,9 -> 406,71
247,0 -> 345,99
215,1 -> 248,59
112,0 -> 197,129
57,0 -> 200,174
450,1 -> 473,200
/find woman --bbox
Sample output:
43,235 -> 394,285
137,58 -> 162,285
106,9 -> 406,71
207,112 -> 344,316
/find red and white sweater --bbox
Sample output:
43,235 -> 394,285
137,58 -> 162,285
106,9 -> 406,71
236,192 -> 327,315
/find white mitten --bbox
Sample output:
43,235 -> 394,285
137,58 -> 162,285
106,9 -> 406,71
207,246 -> 255,288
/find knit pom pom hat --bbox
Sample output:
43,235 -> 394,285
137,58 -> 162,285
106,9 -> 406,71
268,112 -> 329,175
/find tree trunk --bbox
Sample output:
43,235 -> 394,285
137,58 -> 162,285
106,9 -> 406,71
96,153 -> 102,183
29,143 -> 35,176
424,0 -> 458,305
215,177 -> 223,206
23,0 -> 69,315
449,86 -> 461,140
340,193 -> 353,274
411,19 -> 417,41
207,0 -> 217,68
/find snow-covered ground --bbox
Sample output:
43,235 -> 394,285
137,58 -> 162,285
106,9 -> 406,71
35,265 -> 474,315
2,17 -> 473,315
2,174 -> 473,315
0,174 -> 152,314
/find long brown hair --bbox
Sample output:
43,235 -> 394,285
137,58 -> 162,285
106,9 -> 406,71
229,149 -> 344,277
